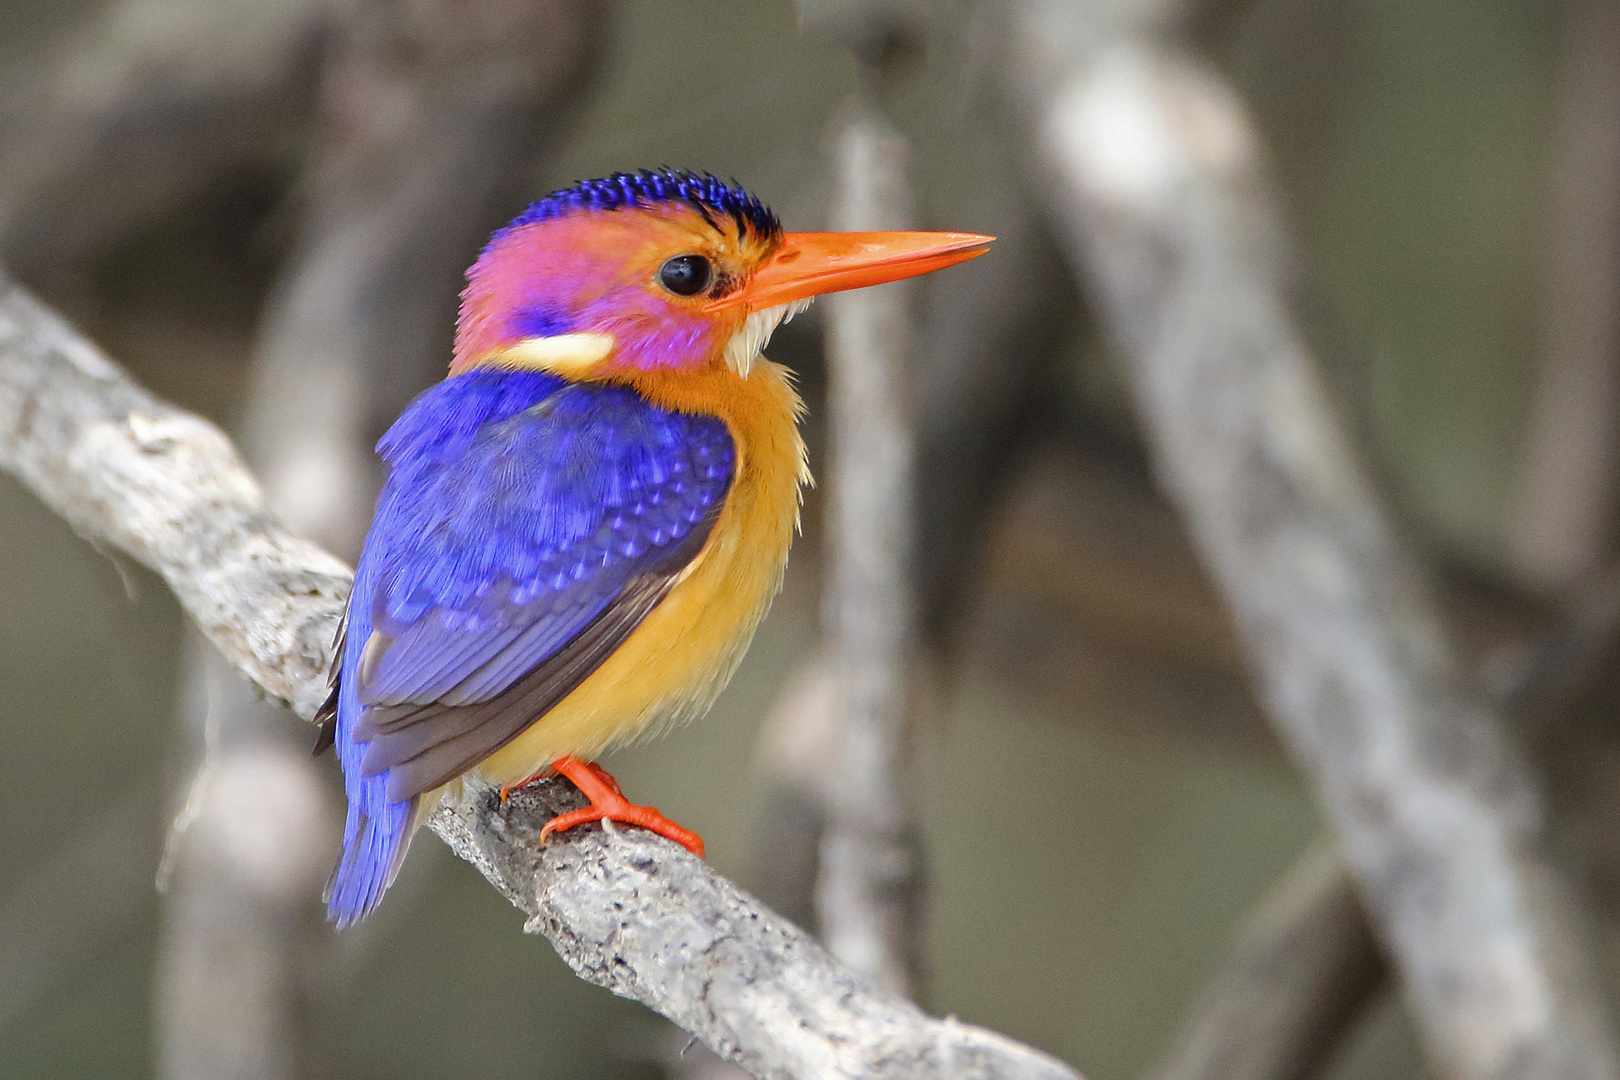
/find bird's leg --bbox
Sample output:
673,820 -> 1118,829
538,756 -> 705,857
584,761 -> 623,796
496,760 -> 622,801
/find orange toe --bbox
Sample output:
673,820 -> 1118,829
539,756 -> 705,857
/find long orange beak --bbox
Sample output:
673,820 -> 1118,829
706,230 -> 994,313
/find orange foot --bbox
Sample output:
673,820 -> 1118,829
501,760 -> 620,802
537,756 -> 705,858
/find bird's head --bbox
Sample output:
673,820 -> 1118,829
451,169 -> 991,379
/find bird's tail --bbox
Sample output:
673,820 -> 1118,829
325,789 -> 422,928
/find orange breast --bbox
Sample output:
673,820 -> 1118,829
470,358 -> 807,787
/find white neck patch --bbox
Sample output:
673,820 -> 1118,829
723,297 -> 813,377
492,332 -> 616,375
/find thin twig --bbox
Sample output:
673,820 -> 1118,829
0,273 -> 1083,1080
815,104 -> 928,998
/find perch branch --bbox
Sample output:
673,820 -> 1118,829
0,275 -> 349,719
0,274 -> 1082,1080
999,3 -> 1620,1079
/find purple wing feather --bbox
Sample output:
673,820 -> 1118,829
322,370 -> 733,926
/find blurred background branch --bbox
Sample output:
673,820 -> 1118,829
1147,841 -> 1381,1080
1509,0 -> 1620,593
1001,2 -> 1620,1079
0,0 -> 325,297
813,102 -> 929,997
1147,556 -> 1620,1080
777,0 -> 934,1001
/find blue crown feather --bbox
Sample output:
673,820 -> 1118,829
502,168 -> 781,242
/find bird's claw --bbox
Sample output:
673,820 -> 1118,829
539,756 -> 705,857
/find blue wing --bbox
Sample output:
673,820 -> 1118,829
321,370 -> 734,925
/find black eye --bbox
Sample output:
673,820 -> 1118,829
659,254 -> 712,296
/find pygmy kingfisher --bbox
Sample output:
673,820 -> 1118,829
316,169 -> 991,926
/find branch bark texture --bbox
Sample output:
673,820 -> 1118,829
0,274 -> 349,721
1000,4 -> 1620,1079
0,272 -> 1082,1080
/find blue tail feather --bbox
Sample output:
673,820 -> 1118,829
326,566 -> 420,927
326,780 -> 417,928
